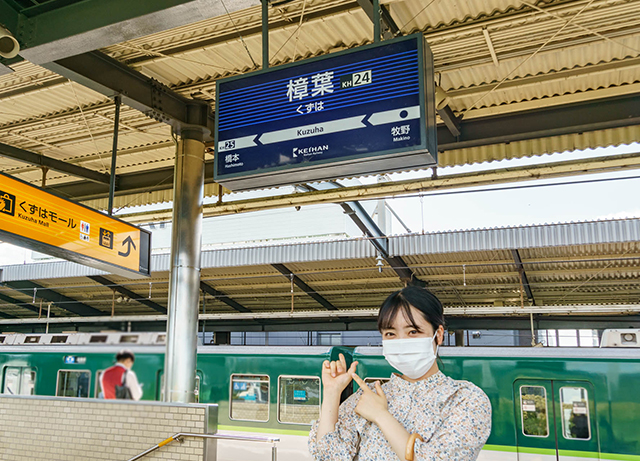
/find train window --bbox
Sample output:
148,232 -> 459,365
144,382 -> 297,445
119,335 -> 138,343
560,387 -> 591,440
278,376 -> 320,425
520,386 -> 549,437
364,377 -> 391,386
25,336 -> 40,344
0,336 -> 5,343
230,374 -> 269,422
89,335 -> 107,343
56,370 -> 90,398
2,367 -> 36,395
51,335 -> 68,344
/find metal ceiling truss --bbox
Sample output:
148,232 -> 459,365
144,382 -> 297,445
0,293 -> 26,318
2,280 -> 102,316
1,306 -> 639,331
511,249 -> 535,306
43,51 -> 214,141
117,150 -> 640,222
43,92 -> 640,204
439,92 -> 640,150
356,0 -> 462,137
272,263 -> 338,311
0,0 -> 260,64
356,0 -> 400,40
49,157 -> 215,202
200,281 -> 251,314
297,182 -> 424,286
88,275 -> 167,314
0,141 -> 112,185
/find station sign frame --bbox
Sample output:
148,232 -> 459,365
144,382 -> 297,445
0,171 -> 151,278
214,33 -> 437,191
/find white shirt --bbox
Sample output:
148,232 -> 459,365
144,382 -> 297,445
122,365 -> 143,401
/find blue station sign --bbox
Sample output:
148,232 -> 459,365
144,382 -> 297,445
214,34 -> 437,191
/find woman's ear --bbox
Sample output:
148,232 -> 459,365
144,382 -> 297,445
436,325 -> 445,346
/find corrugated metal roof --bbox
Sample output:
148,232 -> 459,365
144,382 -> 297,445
389,217 -> 640,255
1,0 -> 639,206
2,217 -> 638,282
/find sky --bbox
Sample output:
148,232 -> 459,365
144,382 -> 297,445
370,142 -> 640,235
0,142 -> 638,266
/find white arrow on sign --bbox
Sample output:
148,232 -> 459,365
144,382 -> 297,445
218,135 -> 258,153
259,115 -> 367,145
367,105 -> 420,126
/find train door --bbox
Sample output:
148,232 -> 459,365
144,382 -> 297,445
514,379 -> 600,461
552,381 -> 599,461
514,379 -> 557,461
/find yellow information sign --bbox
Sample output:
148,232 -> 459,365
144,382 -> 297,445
0,172 -> 150,278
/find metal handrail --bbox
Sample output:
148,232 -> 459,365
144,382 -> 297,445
126,432 -> 280,461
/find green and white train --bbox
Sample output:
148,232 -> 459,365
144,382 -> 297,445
0,330 -> 638,461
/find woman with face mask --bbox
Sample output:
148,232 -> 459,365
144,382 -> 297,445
308,286 -> 491,460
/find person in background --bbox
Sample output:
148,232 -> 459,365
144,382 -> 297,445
100,349 -> 143,400
309,286 -> 492,461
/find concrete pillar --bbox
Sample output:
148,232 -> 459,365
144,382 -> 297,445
163,129 -> 205,403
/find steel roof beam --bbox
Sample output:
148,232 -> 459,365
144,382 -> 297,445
299,182 -> 424,286
437,104 -> 462,138
358,0 -> 462,139
48,158 -> 216,201
0,307 -> 639,329
0,293 -> 25,318
2,0 -> 260,65
272,264 -> 338,311
88,275 -> 166,314
200,282 -> 251,314
356,0 -> 401,40
0,142 -> 111,185
2,281 -> 102,316
438,93 -> 640,150
43,51 -> 214,141
511,249 -> 535,305
44,93 -> 640,203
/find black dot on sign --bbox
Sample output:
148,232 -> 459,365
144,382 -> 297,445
400,110 -> 408,119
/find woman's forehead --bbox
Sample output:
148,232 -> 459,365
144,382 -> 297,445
390,305 -> 433,329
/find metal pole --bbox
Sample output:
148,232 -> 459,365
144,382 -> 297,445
202,290 -> 206,345
108,95 -> 122,215
45,302 -> 51,334
164,128 -> 205,403
262,0 -> 269,69
373,0 -> 381,42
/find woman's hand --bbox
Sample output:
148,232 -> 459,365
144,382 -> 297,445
317,354 -> 358,441
351,373 -> 389,424
321,353 -> 358,398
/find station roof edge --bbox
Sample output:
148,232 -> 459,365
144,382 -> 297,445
1,217 -> 638,282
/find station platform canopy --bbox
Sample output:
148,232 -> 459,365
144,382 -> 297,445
0,217 -> 638,330
0,0 -> 639,212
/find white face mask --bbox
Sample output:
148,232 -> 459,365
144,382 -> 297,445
382,337 -> 438,379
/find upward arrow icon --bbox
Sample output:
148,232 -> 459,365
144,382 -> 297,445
118,236 -> 137,257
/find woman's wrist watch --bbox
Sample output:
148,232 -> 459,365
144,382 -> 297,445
405,433 -> 424,461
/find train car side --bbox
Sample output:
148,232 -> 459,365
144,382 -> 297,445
354,346 -> 640,461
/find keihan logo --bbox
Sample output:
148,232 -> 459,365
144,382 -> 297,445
292,145 -> 329,158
